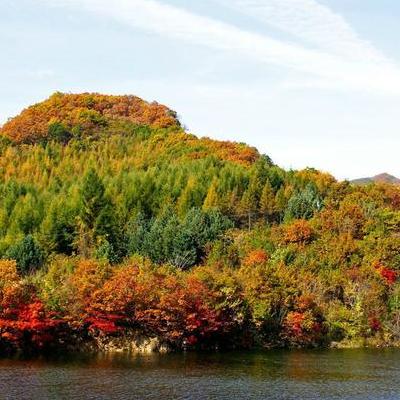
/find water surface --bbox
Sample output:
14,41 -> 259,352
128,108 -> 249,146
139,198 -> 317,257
1,349 -> 399,399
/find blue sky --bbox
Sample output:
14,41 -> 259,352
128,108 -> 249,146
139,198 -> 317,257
1,0 -> 400,179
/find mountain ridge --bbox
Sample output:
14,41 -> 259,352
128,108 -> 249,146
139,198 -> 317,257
351,172 -> 400,185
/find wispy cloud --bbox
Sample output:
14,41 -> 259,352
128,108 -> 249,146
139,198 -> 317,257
217,0 -> 387,64
41,0 -> 400,95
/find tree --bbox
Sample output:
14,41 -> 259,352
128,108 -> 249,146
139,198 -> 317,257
79,168 -> 108,231
239,175 -> 261,230
259,180 -> 276,221
48,122 -> 72,144
171,208 -> 233,269
10,193 -> 43,235
285,184 -> 323,221
275,186 -> 289,216
203,178 -> 219,211
78,169 -> 119,252
6,235 -> 44,274
143,208 -> 178,264
41,198 -> 75,255
126,212 -> 149,256
283,219 -> 314,244
126,208 -> 232,269
177,177 -> 201,217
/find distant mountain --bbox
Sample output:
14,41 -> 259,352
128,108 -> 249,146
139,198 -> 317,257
351,173 -> 400,185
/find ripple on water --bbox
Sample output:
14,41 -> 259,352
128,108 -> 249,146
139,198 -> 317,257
0,349 -> 399,400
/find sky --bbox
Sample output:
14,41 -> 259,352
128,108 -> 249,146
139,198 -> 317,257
1,0 -> 399,180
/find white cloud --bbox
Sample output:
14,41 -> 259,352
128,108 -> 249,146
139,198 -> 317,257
217,0 -> 387,64
40,0 -> 400,95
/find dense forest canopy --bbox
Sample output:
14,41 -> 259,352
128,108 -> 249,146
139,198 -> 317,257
0,92 -> 399,353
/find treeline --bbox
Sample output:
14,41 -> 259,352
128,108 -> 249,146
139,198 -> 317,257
0,93 -> 400,353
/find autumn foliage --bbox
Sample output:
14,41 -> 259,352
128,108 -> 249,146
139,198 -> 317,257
1,92 -> 180,144
283,219 -> 314,244
242,249 -> 269,268
0,261 -> 67,352
0,259 -> 236,351
0,93 -> 399,353
281,296 -> 326,347
373,261 -> 397,285
78,264 -> 233,346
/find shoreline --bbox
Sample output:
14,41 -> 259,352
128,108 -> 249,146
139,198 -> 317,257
2,333 -> 400,357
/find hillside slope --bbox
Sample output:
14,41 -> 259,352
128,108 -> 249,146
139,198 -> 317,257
0,93 -> 400,354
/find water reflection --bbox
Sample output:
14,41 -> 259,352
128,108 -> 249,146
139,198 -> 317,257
0,349 -> 399,399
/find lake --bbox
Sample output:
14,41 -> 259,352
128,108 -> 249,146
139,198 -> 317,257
0,349 -> 399,399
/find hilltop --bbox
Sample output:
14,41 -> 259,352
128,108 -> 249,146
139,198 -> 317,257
0,92 -> 180,144
0,92 -> 259,166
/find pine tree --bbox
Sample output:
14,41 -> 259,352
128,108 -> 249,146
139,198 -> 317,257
177,176 -> 199,216
6,235 -> 44,274
285,184 -> 323,221
79,168 -> 108,230
203,177 -> 219,211
259,180 -> 276,220
78,168 -> 115,256
40,197 -> 75,255
10,192 -> 43,235
275,187 -> 287,222
239,175 -> 261,229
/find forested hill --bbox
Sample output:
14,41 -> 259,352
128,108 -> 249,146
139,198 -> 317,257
1,92 -> 400,354
0,92 -> 259,166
